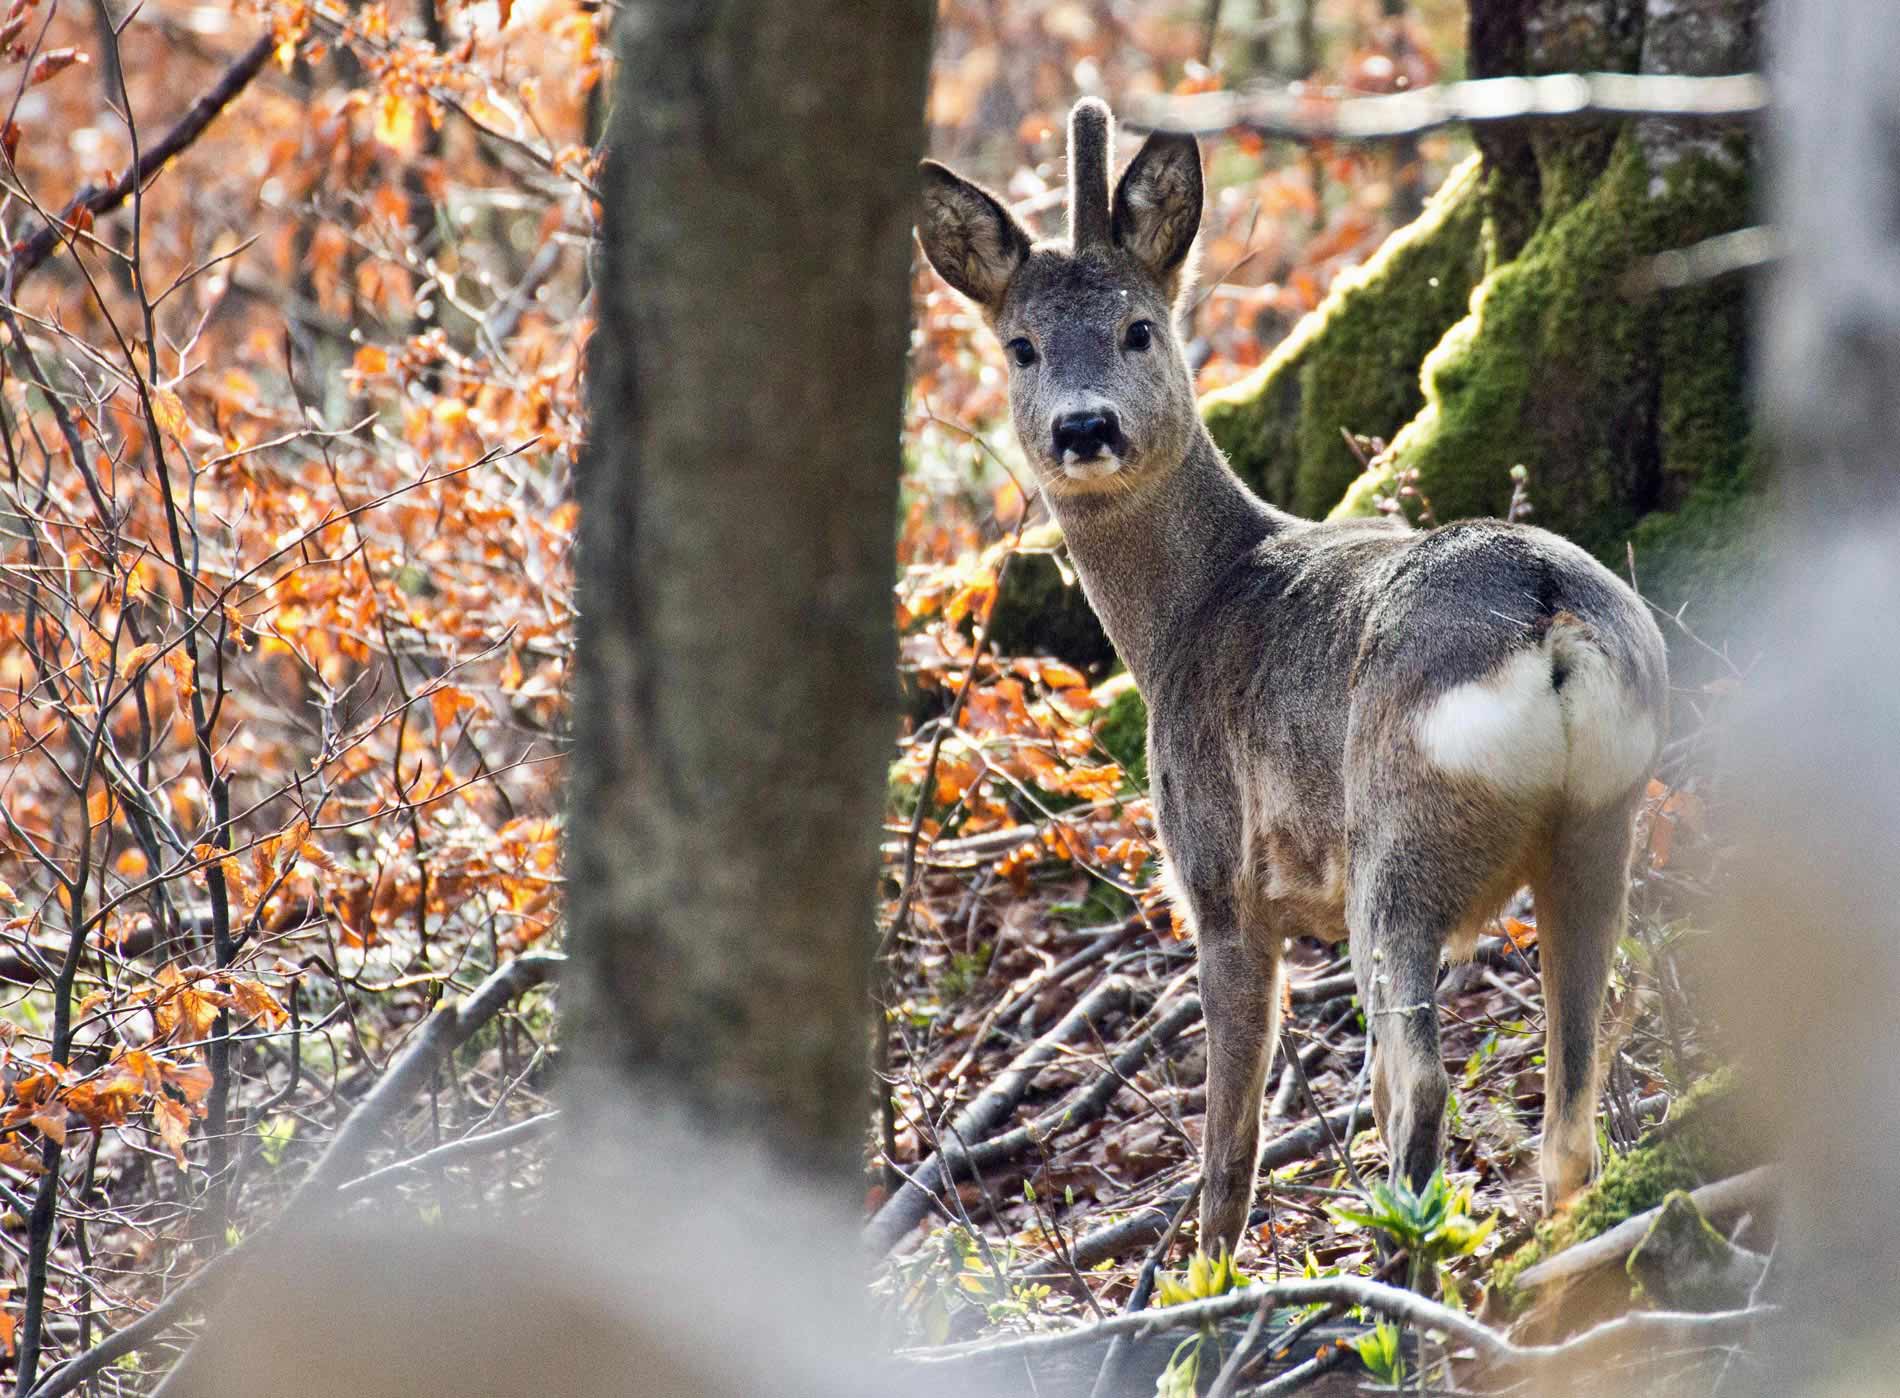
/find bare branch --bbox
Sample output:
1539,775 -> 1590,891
1134,70 -> 1768,143
6,34 -> 274,287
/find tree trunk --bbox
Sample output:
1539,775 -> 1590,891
564,1 -> 933,1182
1719,1 -> 1900,1390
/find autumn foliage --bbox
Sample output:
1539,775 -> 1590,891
0,0 -> 593,1381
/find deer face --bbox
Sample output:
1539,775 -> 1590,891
918,101 -> 1204,500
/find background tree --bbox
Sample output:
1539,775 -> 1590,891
996,0 -> 1762,666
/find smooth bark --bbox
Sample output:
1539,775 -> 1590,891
566,3 -> 933,1180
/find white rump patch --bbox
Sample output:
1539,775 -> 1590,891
1415,634 -> 1657,808
1415,650 -> 1565,794
1550,633 -> 1658,808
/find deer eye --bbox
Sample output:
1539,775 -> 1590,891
1124,320 -> 1154,352
1007,337 -> 1036,368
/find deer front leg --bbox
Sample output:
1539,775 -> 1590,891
1196,918 -> 1283,1258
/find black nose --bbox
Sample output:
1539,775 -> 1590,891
1052,409 -> 1121,461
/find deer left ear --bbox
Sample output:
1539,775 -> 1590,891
1111,130 -> 1203,307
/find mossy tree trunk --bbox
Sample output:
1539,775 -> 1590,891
994,0 -> 1762,670
1330,0 -> 1761,613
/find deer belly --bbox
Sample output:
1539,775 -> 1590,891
1239,828 -> 1349,943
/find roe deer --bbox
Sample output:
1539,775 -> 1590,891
917,99 -> 1668,1256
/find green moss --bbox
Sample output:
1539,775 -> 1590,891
1333,132 -> 1754,567
1200,155 -> 1486,518
1625,1192 -> 1744,1311
984,523 -> 1119,673
1490,1069 -> 1754,1303
1088,673 -> 1149,791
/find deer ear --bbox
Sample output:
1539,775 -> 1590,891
918,161 -> 1031,315
1111,131 -> 1203,304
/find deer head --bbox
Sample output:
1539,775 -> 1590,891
917,100 -> 1205,501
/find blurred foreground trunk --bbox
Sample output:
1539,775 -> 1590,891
565,2 -> 933,1180
1720,2 -> 1900,1392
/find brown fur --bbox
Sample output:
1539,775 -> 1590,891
918,102 -> 1668,1257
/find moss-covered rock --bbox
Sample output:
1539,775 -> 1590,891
1625,1190 -> 1768,1312
983,523 -> 1120,675
1490,1069 -> 1756,1304
1331,131 -> 1755,592
1200,155 -> 1487,518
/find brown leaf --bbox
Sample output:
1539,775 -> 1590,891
154,1097 -> 190,1166
27,49 -> 87,87
116,641 -> 159,678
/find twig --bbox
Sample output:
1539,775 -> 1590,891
1087,1171 -> 1202,1398
334,1111 -> 559,1196
7,34 -> 275,286
903,1275 -> 1773,1375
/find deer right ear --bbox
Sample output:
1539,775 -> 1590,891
918,162 -> 1031,315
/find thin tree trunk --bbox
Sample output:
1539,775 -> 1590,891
563,2 -> 933,1183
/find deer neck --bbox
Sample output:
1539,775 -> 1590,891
1045,429 -> 1285,693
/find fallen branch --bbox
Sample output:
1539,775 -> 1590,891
867,977 -> 1137,1251
1133,70 -> 1768,142
1031,1101 -> 1373,1275
903,1274 -> 1772,1379
870,985 -> 1198,1254
27,953 -> 564,1398
1512,1164 -> 1777,1291
7,34 -> 275,287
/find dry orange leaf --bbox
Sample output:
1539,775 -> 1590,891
0,1142 -> 44,1176
27,48 -> 89,87
230,979 -> 289,1028
154,1097 -> 191,1166
115,641 -> 159,678
149,388 -> 189,439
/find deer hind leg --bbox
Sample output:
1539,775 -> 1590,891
1348,804 -> 1515,1193
1351,884 -> 1451,1194
1531,801 -> 1637,1212
1194,910 -> 1283,1258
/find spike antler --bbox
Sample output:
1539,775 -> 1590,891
1068,98 -> 1114,251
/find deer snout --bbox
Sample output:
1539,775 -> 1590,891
1052,408 -> 1124,463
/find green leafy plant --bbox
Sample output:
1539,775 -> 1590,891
1332,1167 -> 1496,1288
1352,1320 -> 1408,1389
1151,1248 -> 1252,1397
1155,1246 -> 1250,1309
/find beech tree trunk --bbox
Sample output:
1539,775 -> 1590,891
565,2 -> 933,1181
